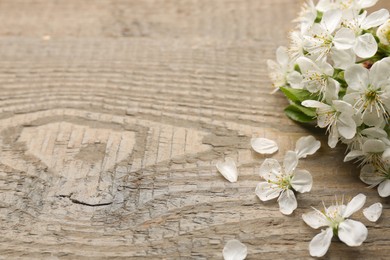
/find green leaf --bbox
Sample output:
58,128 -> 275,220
280,87 -> 315,103
284,104 -> 316,123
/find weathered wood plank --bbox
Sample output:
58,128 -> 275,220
0,0 -> 389,259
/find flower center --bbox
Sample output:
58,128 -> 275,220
313,33 -> 333,49
354,87 -> 389,121
324,207 -> 344,234
268,175 -> 292,190
365,89 -> 378,103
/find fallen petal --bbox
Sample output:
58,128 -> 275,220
216,158 -> 238,182
222,239 -> 247,260
251,138 -> 278,154
363,202 -> 383,222
295,135 -> 321,159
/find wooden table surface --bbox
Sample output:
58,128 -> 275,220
0,0 -> 389,259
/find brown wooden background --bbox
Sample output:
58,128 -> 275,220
0,0 -> 389,259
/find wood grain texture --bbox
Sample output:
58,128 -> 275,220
0,0 -> 389,259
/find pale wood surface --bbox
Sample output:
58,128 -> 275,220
0,0 -> 389,259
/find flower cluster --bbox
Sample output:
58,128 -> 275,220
216,135 -> 382,258
268,0 -> 390,197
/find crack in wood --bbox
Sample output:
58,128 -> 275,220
57,194 -> 113,207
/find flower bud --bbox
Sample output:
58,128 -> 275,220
377,19 -> 390,45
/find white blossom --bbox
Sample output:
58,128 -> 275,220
360,164 -> 390,197
344,58 -> 390,126
255,151 -> 312,215
303,9 -> 343,60
302,194 -> 368,257
268,46 -> 303,92
297,56 -> 339,96
302,99 -> 356,148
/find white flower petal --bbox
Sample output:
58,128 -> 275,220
360,164 -> 385,186
251,138 -> 278,154
361,9 -> 389,30
267,60 -> 285,88
295,135 -> 321,159
302,100 -> 331,109
338,219 -> 368,247
216,158 -> 239,182
316,0 -> 331,12
302,210 -> 329,229
291,169 -> 312,193
320,61 -> 334,77
357,0 -> 378,9
363,110 -> 383,127
377,19 -> 390,45
309,228 -> 333,257
259,159 -> 282,181
331,48 -> 356,70
321,9 -> 342,34
361,127 -> 388,138
283,151 -> 298,175
343,92 -> 360,106
255,182 -> 282,201
333,28 -> 355,50
223,239 -> 248,260
344,65 -> 369,91
363,202 -> 383,222
297,57 -> 319,75
287,71 -> 304,89
337,113 -> 357,139
278,189 -> 297,215
344,150 -> 364,162
324,78 -> 340,103
362,139 -> 386,153
328,125 -> 339,148
382,148 -> 390,165
342,193 -> 366,218
369,57 -> 390,87
276,46 -> 289,67
354,33 -> 378,58
378,179 -> 390,197
332,100 -> 355,115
